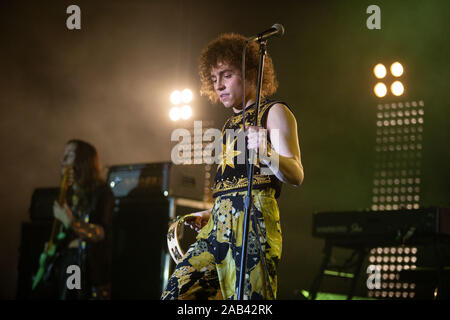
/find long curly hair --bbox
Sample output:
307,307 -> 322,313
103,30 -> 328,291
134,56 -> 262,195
199,33 -> 278,104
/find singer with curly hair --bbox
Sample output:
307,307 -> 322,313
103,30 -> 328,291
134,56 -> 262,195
162,32 -> 304,300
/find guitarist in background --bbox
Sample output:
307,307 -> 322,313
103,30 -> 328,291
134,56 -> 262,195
32,139 -> 113,300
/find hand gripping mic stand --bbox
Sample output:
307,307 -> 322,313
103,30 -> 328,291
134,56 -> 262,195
237,39 -> 274,300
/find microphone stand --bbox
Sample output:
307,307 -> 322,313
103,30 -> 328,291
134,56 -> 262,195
237,39 -> 267,300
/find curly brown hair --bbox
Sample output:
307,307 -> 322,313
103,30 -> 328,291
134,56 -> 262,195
199,33 -> 278,104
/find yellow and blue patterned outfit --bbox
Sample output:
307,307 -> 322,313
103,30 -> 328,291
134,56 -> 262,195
161,100 -> 286,300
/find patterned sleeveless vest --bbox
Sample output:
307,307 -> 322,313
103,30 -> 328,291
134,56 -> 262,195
212,99 -> 286,198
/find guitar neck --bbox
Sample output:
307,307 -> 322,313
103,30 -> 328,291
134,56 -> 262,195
48,167 -> 70,248
58,168 -> 69,205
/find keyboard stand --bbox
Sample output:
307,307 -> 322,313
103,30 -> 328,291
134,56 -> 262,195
308,240 -> 368,300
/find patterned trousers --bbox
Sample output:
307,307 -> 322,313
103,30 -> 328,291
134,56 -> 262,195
161,188 -> 282,300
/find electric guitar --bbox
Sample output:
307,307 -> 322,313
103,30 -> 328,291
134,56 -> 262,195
32,165 -> 71,290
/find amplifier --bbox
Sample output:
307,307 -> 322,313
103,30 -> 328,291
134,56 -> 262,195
107,162 -> 208,201
29,187 -> 59,221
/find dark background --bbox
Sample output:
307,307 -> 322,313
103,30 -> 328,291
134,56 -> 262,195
1,0 -> 449,299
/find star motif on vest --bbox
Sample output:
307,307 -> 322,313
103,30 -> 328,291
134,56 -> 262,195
217,132 -> 242,174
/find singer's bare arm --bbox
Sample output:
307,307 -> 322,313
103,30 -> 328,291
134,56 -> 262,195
265,103 -> 304,186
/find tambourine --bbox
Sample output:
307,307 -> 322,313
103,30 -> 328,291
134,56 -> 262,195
167,214 -> 195,265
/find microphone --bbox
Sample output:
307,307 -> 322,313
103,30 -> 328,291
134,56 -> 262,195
247,23 -> 285,43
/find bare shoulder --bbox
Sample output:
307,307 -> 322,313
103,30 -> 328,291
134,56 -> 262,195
267,102 -> 297,129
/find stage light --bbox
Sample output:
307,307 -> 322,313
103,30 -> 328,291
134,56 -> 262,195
170,90 -> 182,105
180,105 -> 192,120
169,106 -> 181,121
391,81 -> 404,96
181,89 -> 193,103
390,62 -> 404,77
170,88 -> 194,121
374,82 -> 387,97
374,63 -> 387,79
